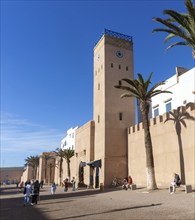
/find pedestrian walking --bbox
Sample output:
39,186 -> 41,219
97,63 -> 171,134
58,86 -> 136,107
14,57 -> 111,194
51,182 -> 57,194
23,181 -> 32,206
71,177 -> 76,191
31,180 -> 40,205
63,178 -> 68,192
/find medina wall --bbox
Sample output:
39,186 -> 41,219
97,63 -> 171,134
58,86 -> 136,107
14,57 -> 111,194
75,120 -> 95,187
0,167 -> 24,184
128,103 -> 195,188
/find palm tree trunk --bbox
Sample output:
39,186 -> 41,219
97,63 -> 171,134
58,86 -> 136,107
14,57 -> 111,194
59,158 -> 63,186
67,159 -> 71,179
141,103 -> 157,190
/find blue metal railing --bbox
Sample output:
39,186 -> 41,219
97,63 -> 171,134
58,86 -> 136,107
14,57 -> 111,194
95,28 -> 133,46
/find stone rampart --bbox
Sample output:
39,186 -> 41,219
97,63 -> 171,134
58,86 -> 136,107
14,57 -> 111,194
128,102 -> 195,188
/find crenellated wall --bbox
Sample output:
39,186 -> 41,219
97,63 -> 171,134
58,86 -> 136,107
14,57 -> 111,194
128,102 -> 195,188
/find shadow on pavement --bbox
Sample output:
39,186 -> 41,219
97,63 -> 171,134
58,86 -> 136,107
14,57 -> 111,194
54,203 -> 163,220
0,186 -> 123,220
0,196 -> 48,220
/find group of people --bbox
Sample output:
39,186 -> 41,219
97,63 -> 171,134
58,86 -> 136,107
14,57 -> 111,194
122,175 -> 133,190
23,180 -> 40,206
63,177 -> 76,192
21,173 -> 180,204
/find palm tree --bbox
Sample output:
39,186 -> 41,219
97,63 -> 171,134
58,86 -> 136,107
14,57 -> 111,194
41,153 -> 53,184
53,148 -> 65,185
152,0 -> 195,59
63,148 -> 75,179
164,106 -> 195,184
115,72 -> 172,190
25,155 -> 40,179
53,148 -> 74,184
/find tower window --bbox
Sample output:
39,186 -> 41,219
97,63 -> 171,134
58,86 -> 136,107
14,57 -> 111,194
98,115 -> 100,123
98,83 -> 100,90
95,70 -> 97,76
118,80 -> 122,86
111,63 -> 113,68
126,66 -> 128,71
119,112 -> 123,121
119,65 -> 121,69
101,64 -> 103,69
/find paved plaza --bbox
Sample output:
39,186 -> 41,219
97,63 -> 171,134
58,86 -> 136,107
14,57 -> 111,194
0,184 -> 194,220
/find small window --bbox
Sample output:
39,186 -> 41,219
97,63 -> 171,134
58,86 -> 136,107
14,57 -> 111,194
119,112 -> 123,120
98,83 -> 100,90
98,115 -> 100,123
118,80 -> 122,86
101,65 -> 103,69
126,66 -> 128,71
119,65 -> 121,69
154,108 -> 159,117
166,102 -> 172,112
111,63 -> 113,68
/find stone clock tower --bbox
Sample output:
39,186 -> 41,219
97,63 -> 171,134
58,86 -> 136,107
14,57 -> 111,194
93,29 -> 135,187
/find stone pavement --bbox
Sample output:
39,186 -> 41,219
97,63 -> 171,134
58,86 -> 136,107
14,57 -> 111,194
0,184 -> 195,220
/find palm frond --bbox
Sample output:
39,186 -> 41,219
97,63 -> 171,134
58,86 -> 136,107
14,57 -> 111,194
121,78 -> 139,89
166,41 -> 189,50
144,72 -> 153,91
185,0 -> 195,24
120,92 -> 139,99
153,17 -> 185,34
164,33 -> 176,43
152,0 -> 195,59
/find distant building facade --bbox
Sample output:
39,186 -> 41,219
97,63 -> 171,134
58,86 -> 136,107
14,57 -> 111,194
151,67 -> 195,118
0,167 -> 24,184
61,126 -> 78,150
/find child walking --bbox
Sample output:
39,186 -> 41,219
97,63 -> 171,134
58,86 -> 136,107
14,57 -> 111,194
51,182 -> 57,194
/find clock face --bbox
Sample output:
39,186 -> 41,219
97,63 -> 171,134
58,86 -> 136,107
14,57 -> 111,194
116,51 -> 123,58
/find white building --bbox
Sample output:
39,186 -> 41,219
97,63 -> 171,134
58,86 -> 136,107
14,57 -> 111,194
61,126 -> 78,150
150,66 -> 195,118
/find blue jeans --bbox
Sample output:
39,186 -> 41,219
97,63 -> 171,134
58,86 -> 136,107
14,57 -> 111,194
24,195 -> 30,205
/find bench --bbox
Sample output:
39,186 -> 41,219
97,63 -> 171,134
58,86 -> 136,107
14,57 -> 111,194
169,184 -> 192,193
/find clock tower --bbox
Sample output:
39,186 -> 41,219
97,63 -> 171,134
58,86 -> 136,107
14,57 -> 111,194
93,29 -> 135,187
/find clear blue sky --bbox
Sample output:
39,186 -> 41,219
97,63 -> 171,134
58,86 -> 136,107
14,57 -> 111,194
1,0 -> 194,167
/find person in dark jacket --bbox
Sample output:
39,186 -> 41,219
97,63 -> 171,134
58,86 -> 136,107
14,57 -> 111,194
31,180 -> 40,205
63,178 -> 68,192
170,173 -> 181,194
